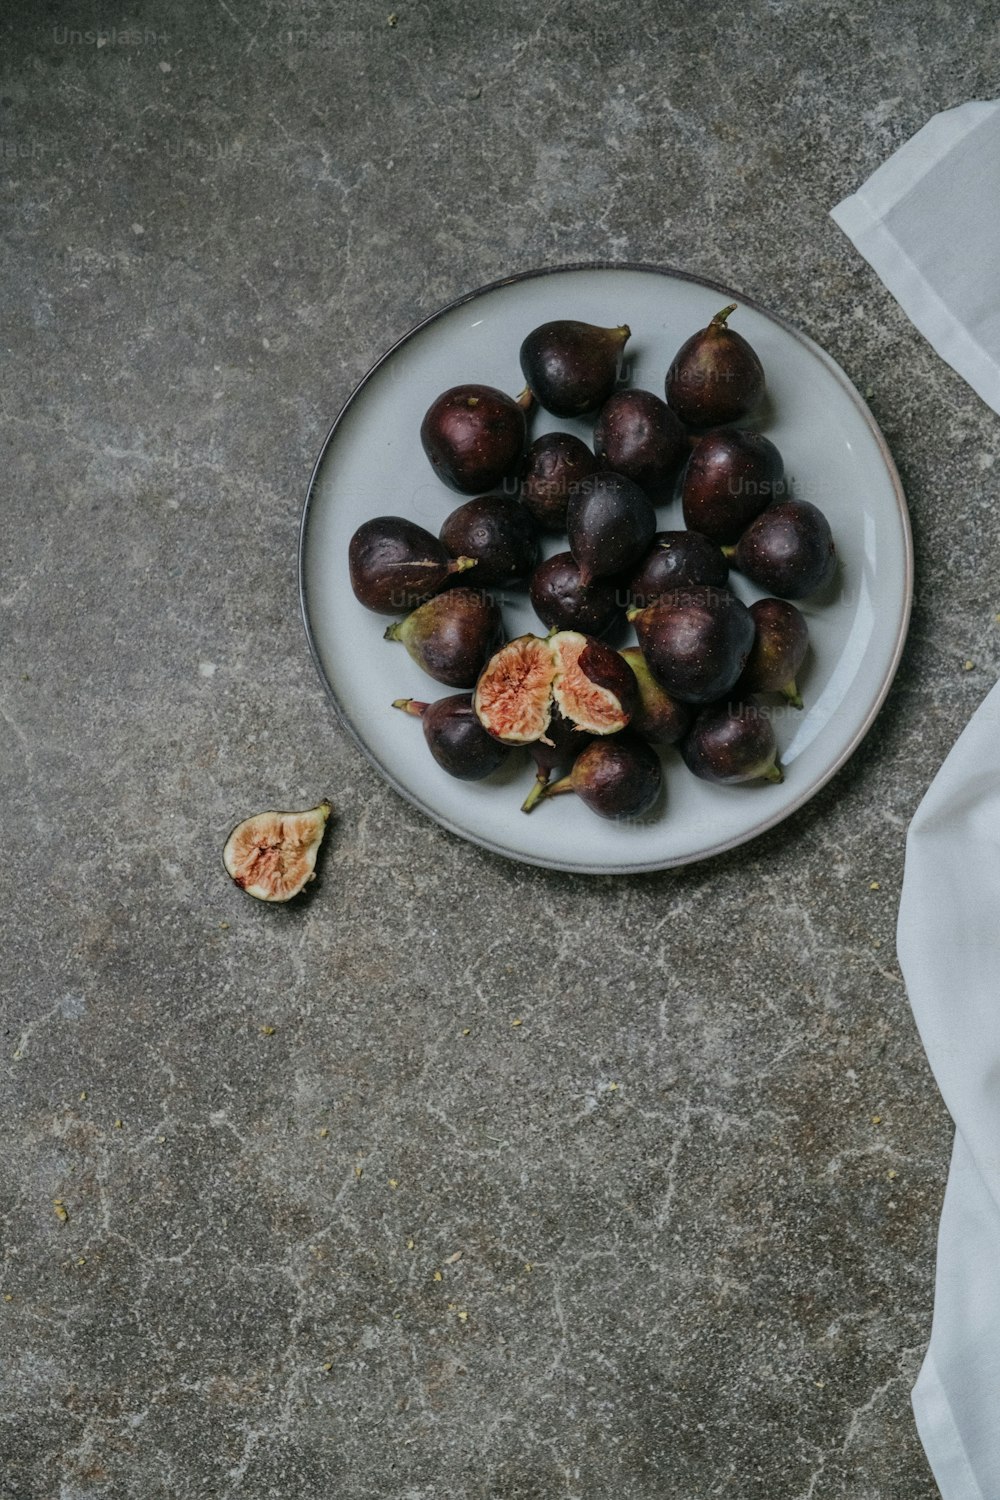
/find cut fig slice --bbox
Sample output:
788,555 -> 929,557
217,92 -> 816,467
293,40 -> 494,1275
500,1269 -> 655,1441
473,634 -> 554,745
474,630 -> 636,748
222,801 -> 332,902
550,631 -> 637,736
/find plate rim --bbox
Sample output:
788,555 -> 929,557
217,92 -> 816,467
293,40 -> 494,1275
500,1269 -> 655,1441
299,260 -> 914,875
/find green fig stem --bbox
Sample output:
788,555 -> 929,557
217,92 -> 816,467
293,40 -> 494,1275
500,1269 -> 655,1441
616,323 -> 632,342
450,555 -> 478,575
516,385 -> 535,412
781,681 -> 804,710
721,545 -> 736,560
520,771 -> 550,814
710,303 -> 738,330
384,622 -> 404,641
539,773 -> 574,801
625,605 -> 641,623
763,761 -> 784,784
392,698 -> 428,716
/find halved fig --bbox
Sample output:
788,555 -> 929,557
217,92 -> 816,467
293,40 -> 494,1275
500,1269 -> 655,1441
473,634 -> 555,745
473,630 -> 636,747
222,801 -> 332,902
550,630 -> 637,735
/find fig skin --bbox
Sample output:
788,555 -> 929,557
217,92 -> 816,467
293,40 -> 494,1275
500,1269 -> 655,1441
681,430 -> 786,544
680,701 -> 783,785
732,500 -> 837,600
384,587 -> 504,688
222,801 -> 332,902
628,586 -> 755,705
392,694 -> 509,780
540,735 -> 662,821
529,551 -> 622,636
421,384 -> 530,494
665,304 -> 765,428
734,598 -> 809,707
567,471 -> 657,586
593,388 -> 688,501
520,320 -> 630,418
520,432 -> 597,532
627,530 -> 729,606
620,647 -> 695,746
439,494 -> 538,587
349,515 -> 476,614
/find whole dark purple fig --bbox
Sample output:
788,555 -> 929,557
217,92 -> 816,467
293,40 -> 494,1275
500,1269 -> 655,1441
628,586 -> 755,705
529,552 -> 622,636
421,384 -> 530,494
439,494 -> 538,587
392,694 -> 510,780
520,432 -> 597,532
539,734 -> 662,820
665,304 -> 765,427
681,430 -> 786,543
627,530 -> 729,606
384,587 -> 503,687
593,389 -> 688,500
567,472 -> 656,586
349,516 -> 476,614
732,500 -> 836,599
734,598 -> 809,707
680,701 -> 783,784
620,647 -> 694,745
520,320 -> 630,417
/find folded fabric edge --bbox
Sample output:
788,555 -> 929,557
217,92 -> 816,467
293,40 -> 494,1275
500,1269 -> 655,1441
832,100 -> 999,221
913,1349 -> 987,1500
828,209 -> 1000,418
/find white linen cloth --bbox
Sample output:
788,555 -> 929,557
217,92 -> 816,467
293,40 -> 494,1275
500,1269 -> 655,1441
898,680 -> 1000,1499
831,99 -> 1000,418
834,102 -> 1000,1496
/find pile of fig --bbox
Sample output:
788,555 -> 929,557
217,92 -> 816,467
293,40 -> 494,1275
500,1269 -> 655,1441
348,306 -> 840,825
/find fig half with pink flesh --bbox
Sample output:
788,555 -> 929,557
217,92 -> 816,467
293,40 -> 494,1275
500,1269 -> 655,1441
473,630 -> 637,748
223,801 -> 332,902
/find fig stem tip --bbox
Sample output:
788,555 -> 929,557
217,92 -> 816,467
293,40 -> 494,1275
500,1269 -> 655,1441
710,303 -> 738,328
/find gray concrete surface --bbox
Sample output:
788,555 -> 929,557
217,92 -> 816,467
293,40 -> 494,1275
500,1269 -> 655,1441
3,1 -> 998,1495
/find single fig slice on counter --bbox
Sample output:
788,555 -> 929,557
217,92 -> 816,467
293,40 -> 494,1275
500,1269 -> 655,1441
384,588 -> 503,687
421,384 -> 531,494
392,695 -> 510,780
473,630 -> 636,747
665,303 -> 765,427
538,735 -> 662,820
349,515 -> 476,614
223,801 -> 332,902
520,320 -> 630,417
439,493 -> 538,587
521,432 -> 597,531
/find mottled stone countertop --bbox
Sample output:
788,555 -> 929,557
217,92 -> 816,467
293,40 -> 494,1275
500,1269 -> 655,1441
5,3 -> 998,1496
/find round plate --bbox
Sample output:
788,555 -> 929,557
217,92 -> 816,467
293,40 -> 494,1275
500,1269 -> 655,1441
300,263 -> 912,874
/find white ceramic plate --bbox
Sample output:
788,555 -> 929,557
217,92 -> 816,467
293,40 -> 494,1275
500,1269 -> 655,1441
300,264 -> 912,874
